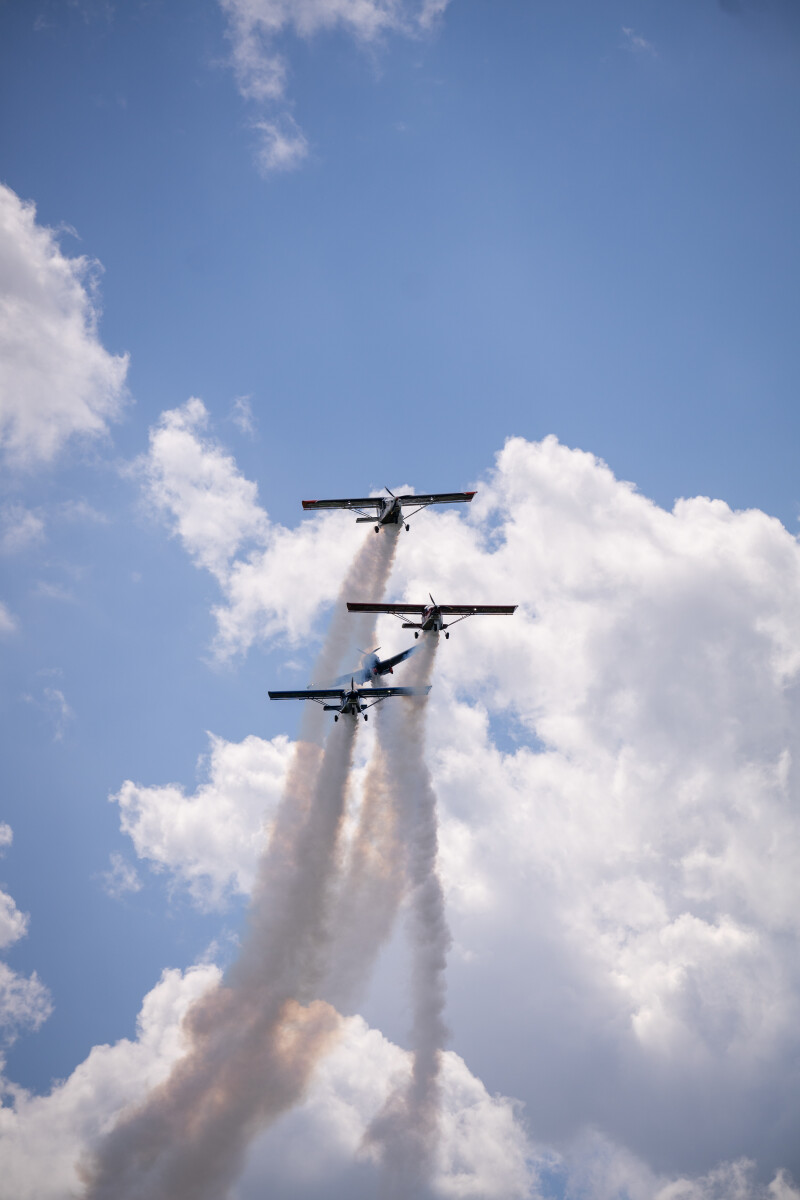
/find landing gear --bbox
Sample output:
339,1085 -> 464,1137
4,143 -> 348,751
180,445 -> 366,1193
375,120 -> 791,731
405,524 -> 410,532
374,525 -> 380,533
445,632 -> 450,639
364,713 -> 368,722
414,632 -> 419,639
334,715 -> 338,722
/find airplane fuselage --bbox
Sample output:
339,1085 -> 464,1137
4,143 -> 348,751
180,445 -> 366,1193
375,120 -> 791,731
420,605 -> 444,631
403,605 -> 450,638
377,497 -> 403,525
324,688 -> 366,718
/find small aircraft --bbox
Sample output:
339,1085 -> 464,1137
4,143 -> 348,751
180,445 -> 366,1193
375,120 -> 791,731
301,488 -> 476,532
347,596 -> 517,639
268,679 -> 431,722
331,645 -> 417,686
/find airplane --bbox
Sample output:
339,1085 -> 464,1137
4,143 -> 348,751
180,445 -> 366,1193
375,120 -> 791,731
346,596 -> 517,639
330,645 -> 417,687
268,679 -> 431,722
301,488 -> 476,532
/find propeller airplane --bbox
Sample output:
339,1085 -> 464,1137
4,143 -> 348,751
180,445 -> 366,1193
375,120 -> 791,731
268,679 -> 431,722
347,596 -> 517,639
301,488 -> 476,532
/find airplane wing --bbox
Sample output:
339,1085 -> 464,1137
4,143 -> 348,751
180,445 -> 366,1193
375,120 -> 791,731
347,602 -> 427,615
378,646 -> 417,673
395,491 -> 476,506
268,689 -> 344,700
356,686 -> 432,697
435,604 -> 518,615
301,497 -> 382,511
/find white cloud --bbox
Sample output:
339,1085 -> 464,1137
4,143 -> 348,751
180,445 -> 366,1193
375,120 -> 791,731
0,890 -> 28,952
219,0 -> 450,172
0,832 -> 52,1046
114,733 -> 293,906
100,853 -> 142,900
57,498 -> 109,524
0,602 -> 17,635
0,504 -> 45,553
230,394 -> 256,436
0,183 -> 129,469
5,960 -> 789,1200
130,426 -> 800,1183
237,1016 -> 536,1199
139,398 -> 363,656
0,965 -> 52,1045
23,684 -> 75,740
31,581 -> 76,604
621,26 -> 656,55
253,116 -> 309,174
0,965 -> 220,1200
0,960 -> 534,1200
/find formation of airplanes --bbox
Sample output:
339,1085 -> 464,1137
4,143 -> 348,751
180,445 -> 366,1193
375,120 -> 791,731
268,489 -> 517,720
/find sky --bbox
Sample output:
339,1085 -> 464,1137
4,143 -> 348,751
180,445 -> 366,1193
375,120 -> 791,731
1,1 -> 800,1197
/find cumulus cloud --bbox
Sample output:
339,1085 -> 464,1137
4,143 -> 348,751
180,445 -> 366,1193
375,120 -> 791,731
0,965 -> 220,1200
0,962 -> 534,1200
0,183 -> 128,469
219,0 -> 450,172
0,891 -> 28,952
0,830 -> 53,1046
138,398 -> 364,656
114,733 -> 293,906
129,427 -> 800,1185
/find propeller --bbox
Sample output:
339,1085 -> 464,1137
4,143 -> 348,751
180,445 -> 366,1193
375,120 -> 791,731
358,648 -> 381,657
429,593 -> 438,607
385,486 -> 396,498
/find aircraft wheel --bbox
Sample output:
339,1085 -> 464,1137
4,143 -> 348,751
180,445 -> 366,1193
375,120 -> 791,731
334,715 -> 338,722
414,632 -> 419,639
364,713 -> 368,722
405,524 -> 410,532
445,632 -> 450,639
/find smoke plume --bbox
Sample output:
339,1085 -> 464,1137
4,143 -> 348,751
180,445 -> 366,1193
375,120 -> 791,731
366,632 -> 452,1195
81,526 -> 400,1198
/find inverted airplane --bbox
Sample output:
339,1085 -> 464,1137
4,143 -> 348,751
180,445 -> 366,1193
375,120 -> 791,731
347,596 -> 518,639
331,645 -> 417,687
268,679 -> 431,721
301,488 -> 476,532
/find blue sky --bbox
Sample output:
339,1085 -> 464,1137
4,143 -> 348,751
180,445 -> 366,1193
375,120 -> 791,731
1,3 -> 800,1198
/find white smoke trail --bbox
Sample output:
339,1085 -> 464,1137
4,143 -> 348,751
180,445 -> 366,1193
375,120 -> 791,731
81,527 -> 401,1199
365,632 -> 452,1196
323,735 -> 405,1011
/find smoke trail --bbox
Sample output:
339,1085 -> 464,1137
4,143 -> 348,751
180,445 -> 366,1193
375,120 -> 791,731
82,720 -> 356,1200
81,527 -> 400,1199
323,736 -> 405,1011
308,523 -> 400,693
365,633 -> 452,1196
